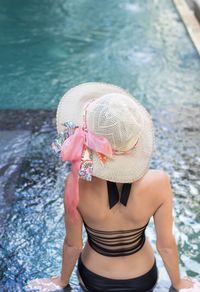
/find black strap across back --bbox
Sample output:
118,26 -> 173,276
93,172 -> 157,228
84,181 -> 149,257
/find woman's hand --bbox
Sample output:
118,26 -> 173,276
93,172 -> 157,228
25,275 -> 68,291
51,275 -> 68,288
173,277 -> 200,291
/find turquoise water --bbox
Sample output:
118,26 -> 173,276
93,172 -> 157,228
0,0 -> 200,291
0,0 -> 200,109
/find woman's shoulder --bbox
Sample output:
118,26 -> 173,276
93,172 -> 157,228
142,169 -> 170,184
137,169 -> 171,200
129,169 -> 171,218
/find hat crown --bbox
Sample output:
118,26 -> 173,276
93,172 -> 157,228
87,93 -> 144,151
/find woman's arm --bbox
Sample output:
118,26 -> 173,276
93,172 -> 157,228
153,171 -> 193,290
52,181 -> 83,288
25,181 -> 83,290
60,206 -> 83,286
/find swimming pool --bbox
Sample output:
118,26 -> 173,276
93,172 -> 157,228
0,0 -> 199,291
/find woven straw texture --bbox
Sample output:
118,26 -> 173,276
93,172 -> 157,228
56,82 -> 155,183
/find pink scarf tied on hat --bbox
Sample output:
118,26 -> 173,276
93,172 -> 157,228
52,122 -> 113,220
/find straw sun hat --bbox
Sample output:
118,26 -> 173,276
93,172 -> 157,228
56,82 -> 155,184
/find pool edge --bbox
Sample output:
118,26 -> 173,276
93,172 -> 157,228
173,0 -> 200,55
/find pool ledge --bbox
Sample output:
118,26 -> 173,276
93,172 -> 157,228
173,0 -> 200,55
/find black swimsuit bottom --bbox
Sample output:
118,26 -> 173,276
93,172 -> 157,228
78,255 -> 158,292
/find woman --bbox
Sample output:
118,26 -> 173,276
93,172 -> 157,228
26,82 -> 196,291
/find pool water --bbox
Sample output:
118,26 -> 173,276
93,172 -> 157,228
0,0 -> 200,109
0,0 -> 200,291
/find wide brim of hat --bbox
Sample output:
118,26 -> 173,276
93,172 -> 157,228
56,82 -> 155,183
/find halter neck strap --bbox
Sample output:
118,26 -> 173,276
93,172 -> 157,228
107,181 -> 132,209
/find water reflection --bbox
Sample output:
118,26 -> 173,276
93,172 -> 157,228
0,1 -> 200,109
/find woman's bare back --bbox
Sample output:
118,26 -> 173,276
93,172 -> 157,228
77,169 -> 167,279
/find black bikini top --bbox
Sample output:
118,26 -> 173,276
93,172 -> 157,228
84,181 -> 149,257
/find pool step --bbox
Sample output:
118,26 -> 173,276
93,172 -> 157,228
173,0 -> 200,55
